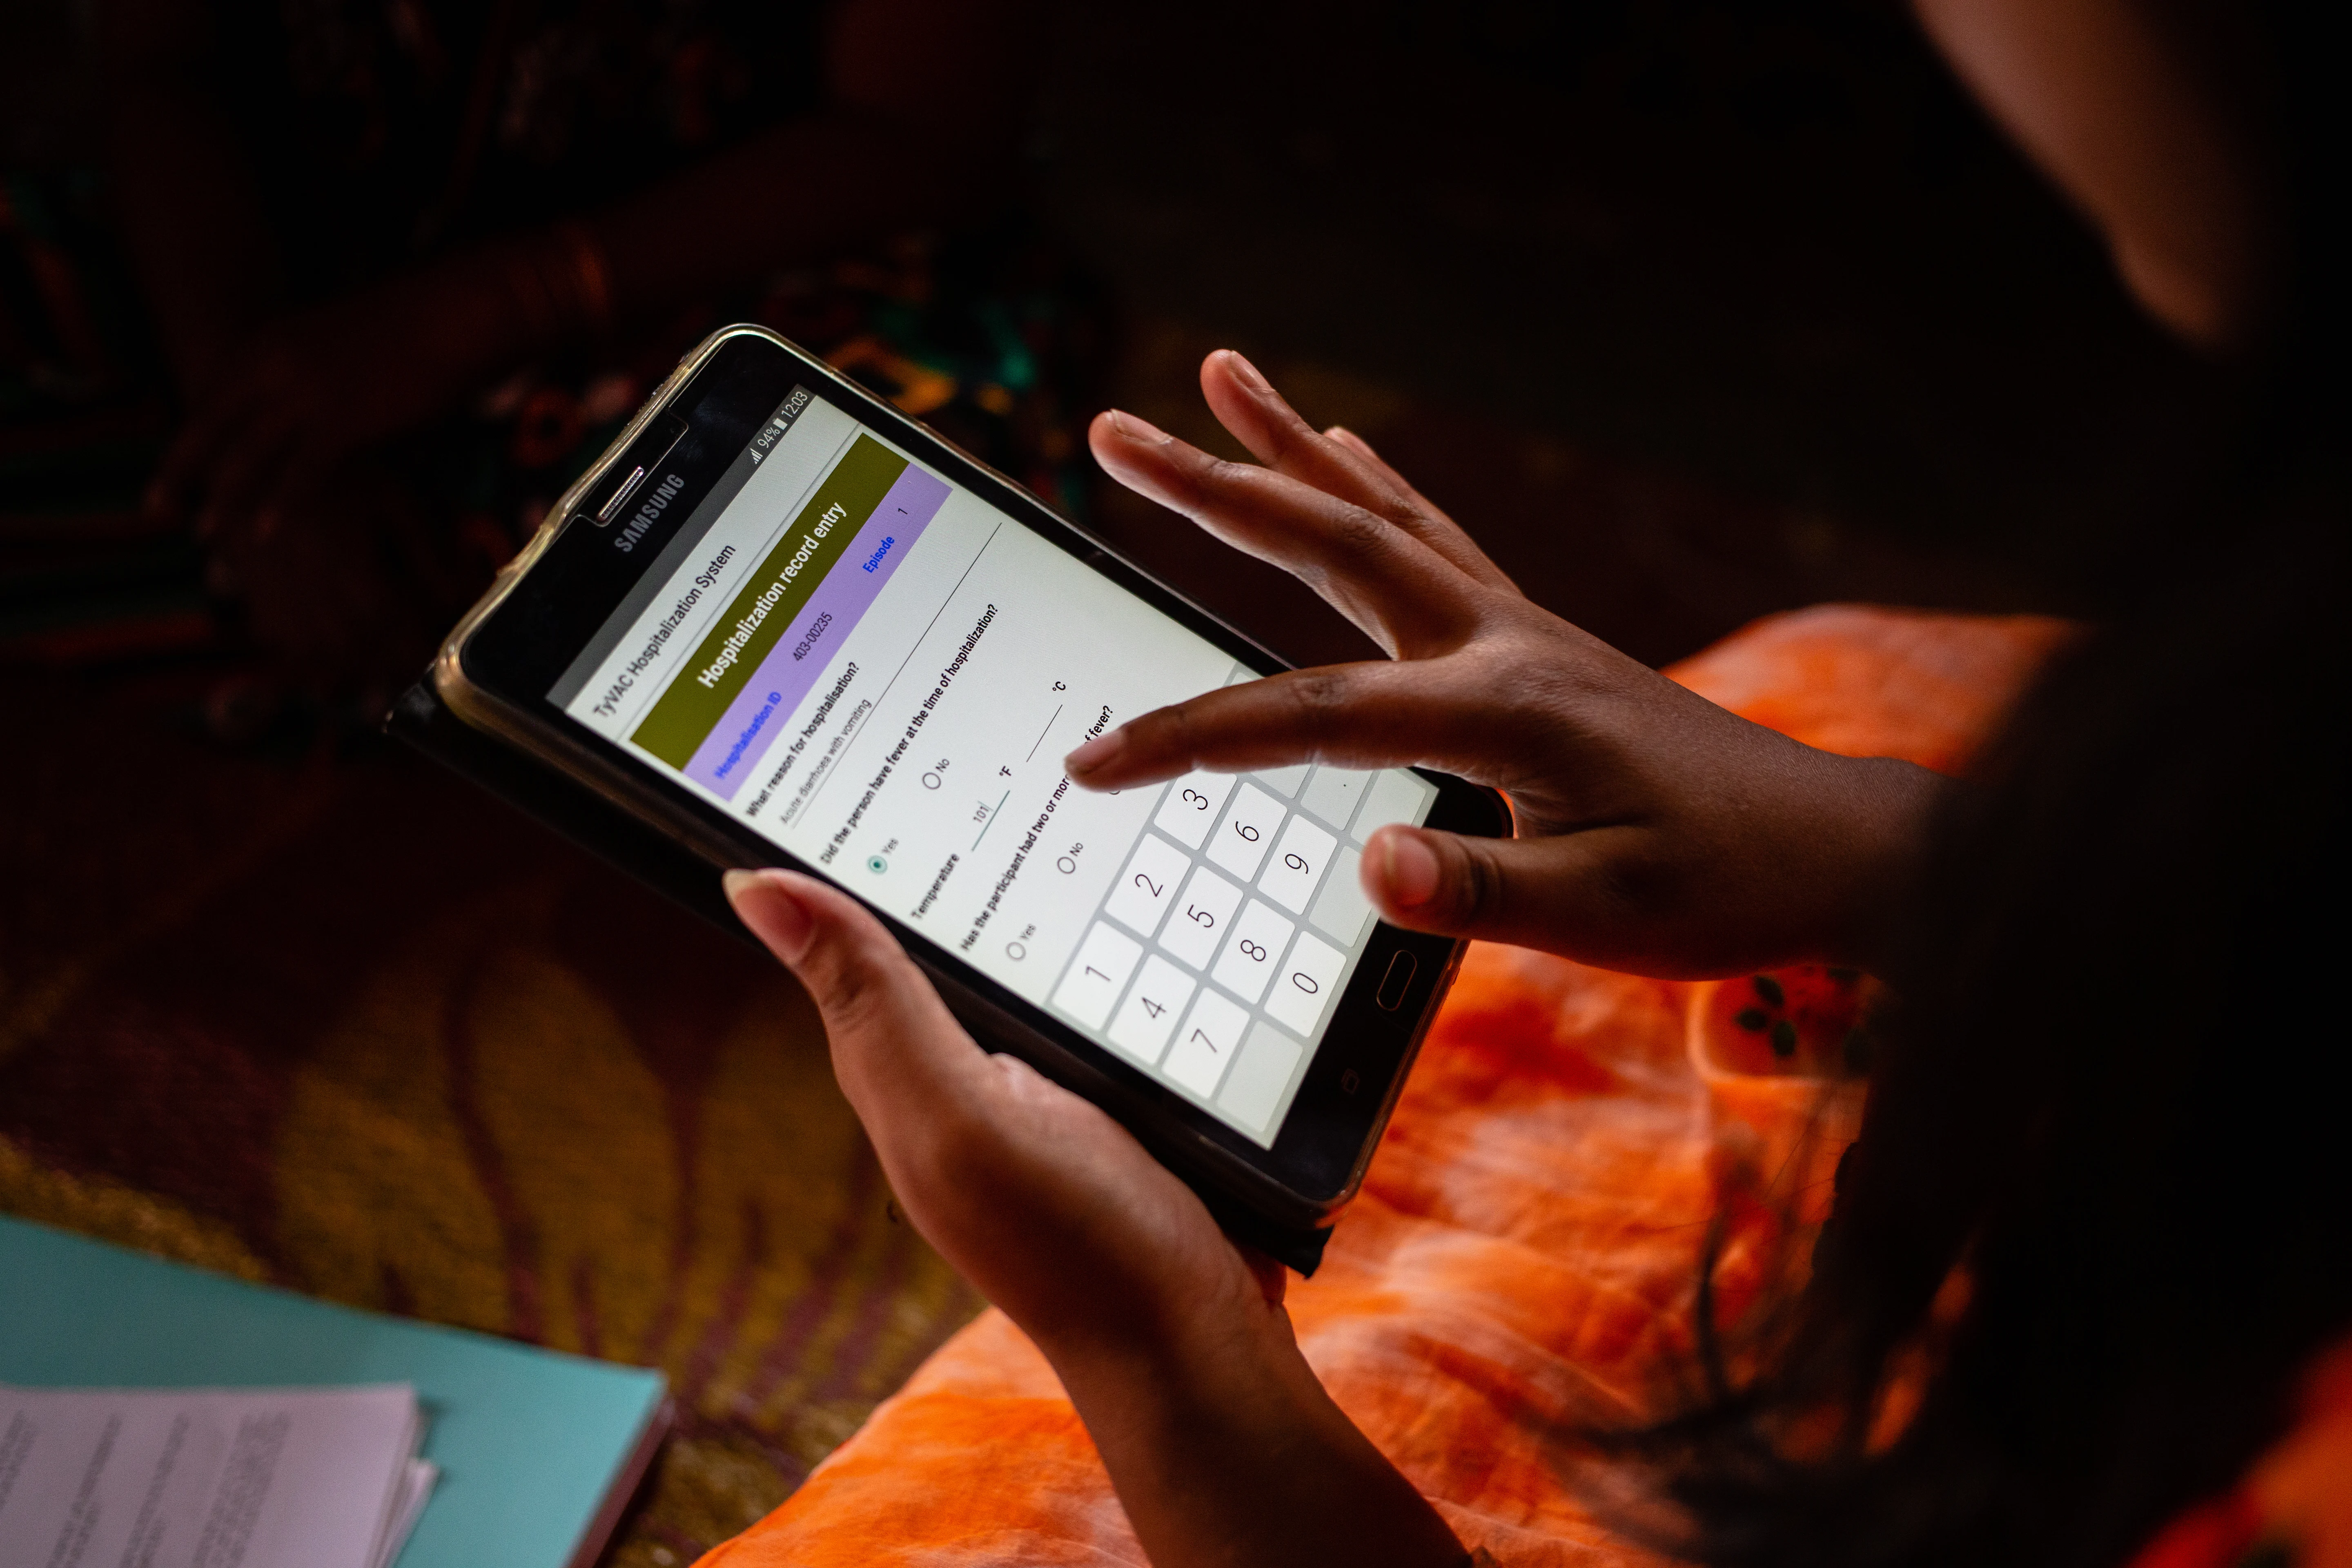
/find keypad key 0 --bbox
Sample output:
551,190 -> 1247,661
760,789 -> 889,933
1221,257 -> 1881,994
1265,929 -> 1347,1037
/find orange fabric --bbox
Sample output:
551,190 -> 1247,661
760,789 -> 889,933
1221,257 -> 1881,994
695,605 -> 2080,1567
2125,1341 -> 2352,1568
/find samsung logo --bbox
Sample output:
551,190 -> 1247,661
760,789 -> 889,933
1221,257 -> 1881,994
614,473 -> 686,554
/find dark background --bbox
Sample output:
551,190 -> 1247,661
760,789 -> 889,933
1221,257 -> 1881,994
1025,0 -> 2235,666
3,0 -> 2237,673
0,9 -> 2250,1561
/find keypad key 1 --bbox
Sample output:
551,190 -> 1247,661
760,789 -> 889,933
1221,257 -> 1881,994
1054,922 -> 1142,1030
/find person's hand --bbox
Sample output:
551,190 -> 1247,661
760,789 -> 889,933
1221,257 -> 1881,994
146,248 -> 541,549
723,866 -> 1276,1356
1072,351 -> 1945,980
723,868 -> 1464,1568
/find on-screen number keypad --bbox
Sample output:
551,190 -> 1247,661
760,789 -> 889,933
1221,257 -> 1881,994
1054,757 -> 1434,1138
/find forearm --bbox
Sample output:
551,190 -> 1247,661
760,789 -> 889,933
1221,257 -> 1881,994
1807,754 -> 1950,976
1047,1311 -> 1466,1568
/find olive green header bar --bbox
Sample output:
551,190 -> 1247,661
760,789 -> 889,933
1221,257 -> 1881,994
631,434 -> 907,766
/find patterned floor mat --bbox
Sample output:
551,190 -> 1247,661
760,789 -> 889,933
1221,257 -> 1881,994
0,665 -> 984,1566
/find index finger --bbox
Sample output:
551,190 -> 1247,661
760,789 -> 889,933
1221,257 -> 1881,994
1064,660 -> 1506,790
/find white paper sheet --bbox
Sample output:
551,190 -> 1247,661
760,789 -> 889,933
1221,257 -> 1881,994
0,1384 -> 433,1568
369,1460 -> 438,1568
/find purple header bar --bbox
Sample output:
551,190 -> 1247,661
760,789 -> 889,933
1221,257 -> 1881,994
684,463 -> 951,798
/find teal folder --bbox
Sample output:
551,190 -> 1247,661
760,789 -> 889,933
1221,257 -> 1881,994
0,1216 -> 669,1568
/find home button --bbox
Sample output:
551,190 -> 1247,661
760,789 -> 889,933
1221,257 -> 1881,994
1374,951 -> 1417,1011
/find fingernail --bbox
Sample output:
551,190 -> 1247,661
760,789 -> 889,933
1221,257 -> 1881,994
1378,829 -> 1441,908
1064,728 -> 1127,777
1104,409 -> 1171,444
724,869 -> 814,961
1220,350 -> 1271,392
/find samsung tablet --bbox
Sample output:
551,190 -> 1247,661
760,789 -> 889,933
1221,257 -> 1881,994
426,326 -> 1509,1229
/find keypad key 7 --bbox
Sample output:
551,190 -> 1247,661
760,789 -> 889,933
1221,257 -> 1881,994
1165,988 -> 1251,1098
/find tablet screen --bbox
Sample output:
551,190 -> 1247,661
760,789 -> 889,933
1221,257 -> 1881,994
549,385 -> 1434,1146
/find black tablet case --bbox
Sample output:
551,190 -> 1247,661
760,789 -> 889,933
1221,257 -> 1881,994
388,679 -> 1335,1276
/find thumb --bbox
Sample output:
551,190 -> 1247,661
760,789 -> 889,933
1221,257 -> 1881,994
1360,823 -> 1628,954
722,867 -> 982,1117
